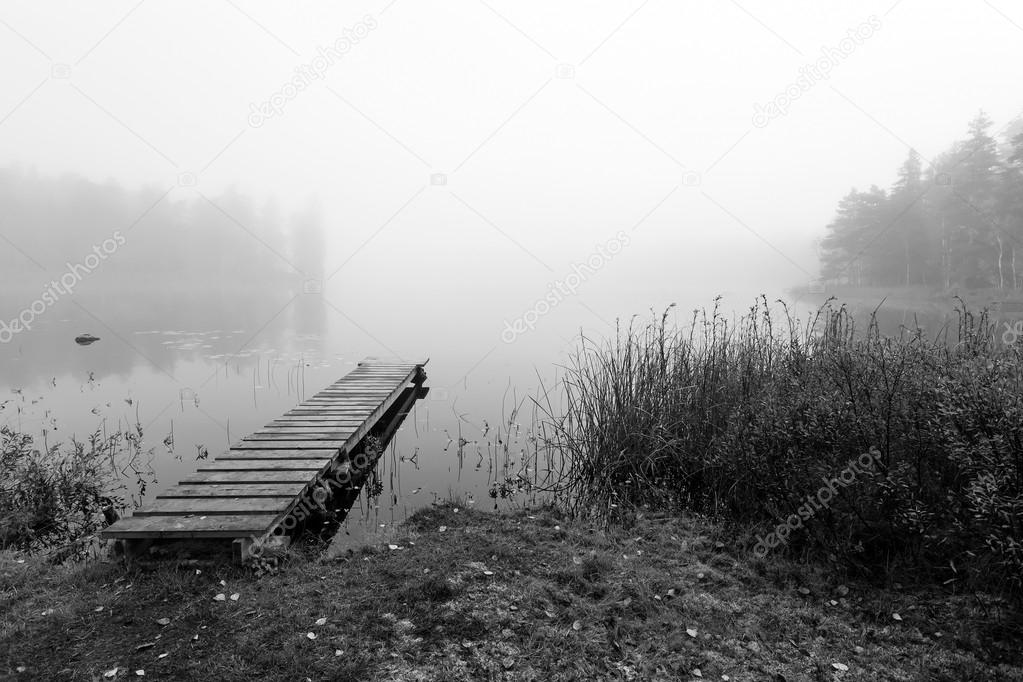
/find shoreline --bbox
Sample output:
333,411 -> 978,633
2,503 -> 1020,680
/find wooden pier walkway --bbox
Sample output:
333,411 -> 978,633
100,358 -> 428,560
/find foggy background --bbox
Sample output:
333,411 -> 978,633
2,0 -> 1022,535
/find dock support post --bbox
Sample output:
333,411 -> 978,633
232,537 -> 254,564
115,539 -> 153,564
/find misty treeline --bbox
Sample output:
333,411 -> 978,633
0,166 -> 325,291
820,111 -> 1023,290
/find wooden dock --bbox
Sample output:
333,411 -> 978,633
100,358 -> 428,561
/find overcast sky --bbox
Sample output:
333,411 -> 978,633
2,0 -> 1022,323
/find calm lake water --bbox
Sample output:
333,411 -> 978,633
0,284 -> 816,551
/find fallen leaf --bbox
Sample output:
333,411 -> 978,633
692,669 -> 702,678
213,594 -> 226,602
219,580 -> 226,587
572,620 -> 582,631
157,653 -> 168,660
334,649 -> 343,657
439,526 -> 447,532
230,593 -> 240,602
483,570 -> 494,576
306,632 -> 317,640
892,613 -> 903,621
502,657 -> 515,669
832,662 -> 849,672
315,617 -> 327,626
191,634 -> 198,642
155,618 -> 170,626
135,671 -> 145,677
94,606 -> 104,613
686,628 -> 698,638
103,669 -> 118,679
798,587 -> 811,595
135,643 -> 154,652
388,544 -> 400,550
572,556 -> 582,565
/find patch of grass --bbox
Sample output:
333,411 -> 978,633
2,504 -> 1020,680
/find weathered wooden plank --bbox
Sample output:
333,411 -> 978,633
134,497 -> 294,517
228,440 -> 344,450
289,405 -> 375,409
283,414 -> 372,420
255,429 -> 360,435
243,432 -> 354,441
180,471 -> 315,484
249,427 -> 356,435
215,453 -> 338,463
269,418 -> 364,425
300,402 -> 380,406
198,459 -> 331,470
158,484 -> 307,498
332,376 -> 410,381
283,413 -> 372,419
295,406 -> 377,411
306,398 -> 389,402
334,378 -> 412,383
309,395 -> 392,400
220,448 -> 337,458
299,404 -> 377,409
304,395 -> 386,400
101,514 -> 279,539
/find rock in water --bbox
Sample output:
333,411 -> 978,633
74,334 -> 100,345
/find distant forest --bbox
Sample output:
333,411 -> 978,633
819,112 -> 1023,290
0,166 -> 325,292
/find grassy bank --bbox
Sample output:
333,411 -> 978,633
537,299 -> 1023,600
2,503 -> 1020,681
